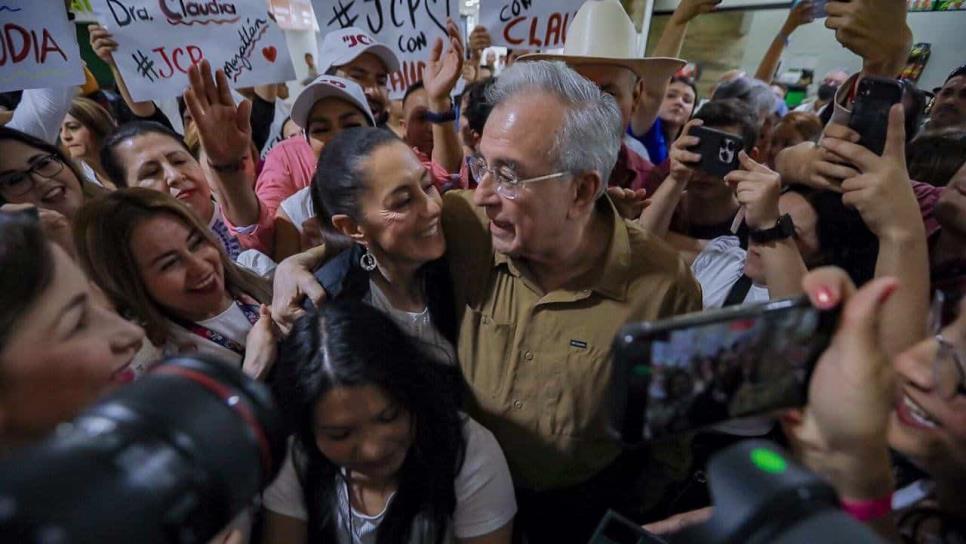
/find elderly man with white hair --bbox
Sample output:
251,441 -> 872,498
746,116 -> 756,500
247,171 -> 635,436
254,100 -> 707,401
443,60 -> 702,541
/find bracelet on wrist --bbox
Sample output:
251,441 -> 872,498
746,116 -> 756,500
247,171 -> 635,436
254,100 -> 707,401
841,491 -> 893,522
207,157 -> 245,173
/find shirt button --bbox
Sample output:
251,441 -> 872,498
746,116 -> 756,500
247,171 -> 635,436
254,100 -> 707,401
513,400 -> 524,409
524,351 -> 534,361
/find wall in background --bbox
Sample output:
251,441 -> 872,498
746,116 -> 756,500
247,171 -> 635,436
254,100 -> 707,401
738,8 -> 966,92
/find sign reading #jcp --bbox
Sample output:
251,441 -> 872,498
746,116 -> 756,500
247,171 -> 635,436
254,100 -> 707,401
311,0 -> 457,98
92,0 -> 295,102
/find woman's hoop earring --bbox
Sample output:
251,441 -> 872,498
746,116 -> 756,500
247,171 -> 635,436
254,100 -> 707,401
360,249 -> 377,272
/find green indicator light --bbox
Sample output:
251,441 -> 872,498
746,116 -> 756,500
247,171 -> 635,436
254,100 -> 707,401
750,448 -> 787,474
632,365 -> 651,377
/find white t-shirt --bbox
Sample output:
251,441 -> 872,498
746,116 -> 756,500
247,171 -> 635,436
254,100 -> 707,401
691,236 -> 773,437
263,417 -> 517,544
279,186 -> 315,234
691,236 -> 770,310
165,301 -> 255,367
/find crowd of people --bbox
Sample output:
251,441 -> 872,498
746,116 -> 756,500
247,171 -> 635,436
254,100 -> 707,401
1,0 -> 965,542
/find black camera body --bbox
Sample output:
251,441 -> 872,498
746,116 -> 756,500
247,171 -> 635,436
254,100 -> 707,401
0,356 -> 286,544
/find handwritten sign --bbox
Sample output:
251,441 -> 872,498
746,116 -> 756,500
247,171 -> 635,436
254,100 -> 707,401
270,0 -> 316,30
311,0 -> 456,98
479,0 -> 586,49
91,0 -> 296,102
0,1 -> 85,92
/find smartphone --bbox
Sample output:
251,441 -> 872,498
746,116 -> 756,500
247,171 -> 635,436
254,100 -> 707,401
688,126 -> 744,178
588,510 -> 668,544
849,76 -> 903,155
609,296 -> 839,445
792,0 -> 829,18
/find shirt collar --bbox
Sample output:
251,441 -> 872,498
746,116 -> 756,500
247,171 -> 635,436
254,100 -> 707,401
492,195 -> 631,301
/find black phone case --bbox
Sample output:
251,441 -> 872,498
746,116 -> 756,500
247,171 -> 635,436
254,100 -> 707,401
688,126 -> 745,178
609,296 -> 839,445
848,77 -> 903,155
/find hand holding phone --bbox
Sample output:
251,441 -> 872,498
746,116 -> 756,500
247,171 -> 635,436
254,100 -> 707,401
848,76 -> 903,155
687,126 -> 745,178
610,296 -> 839,444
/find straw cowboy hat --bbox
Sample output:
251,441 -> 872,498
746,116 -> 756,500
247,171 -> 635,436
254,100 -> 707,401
520,0 -> 684,81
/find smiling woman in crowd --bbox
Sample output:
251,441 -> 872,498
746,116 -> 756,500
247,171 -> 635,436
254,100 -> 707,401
262,300 -> 515,544
0,126 -> 106,253
0,211 -> 144,450
73,188 -> 278,380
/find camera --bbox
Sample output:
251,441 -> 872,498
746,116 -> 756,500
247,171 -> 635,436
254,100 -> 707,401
0,356 -> 287,544
588,440 -> 884,544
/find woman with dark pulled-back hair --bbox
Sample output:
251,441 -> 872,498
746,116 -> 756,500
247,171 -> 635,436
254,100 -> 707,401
262,300 -> 515,544
300,127 -> 457,366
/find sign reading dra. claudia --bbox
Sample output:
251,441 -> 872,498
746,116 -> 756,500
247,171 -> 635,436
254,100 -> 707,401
92,0 -> 296,102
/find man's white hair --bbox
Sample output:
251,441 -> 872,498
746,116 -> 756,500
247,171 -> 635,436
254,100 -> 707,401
486,60 -> 623,197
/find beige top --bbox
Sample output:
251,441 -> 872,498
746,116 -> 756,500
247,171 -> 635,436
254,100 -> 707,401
441,190 -> 702,491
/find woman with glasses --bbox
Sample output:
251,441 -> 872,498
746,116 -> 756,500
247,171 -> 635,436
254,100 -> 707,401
0,126 -> 106,255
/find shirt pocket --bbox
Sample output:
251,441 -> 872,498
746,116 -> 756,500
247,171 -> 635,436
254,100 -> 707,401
548,343 -> 613,438
459,308 -> 514,400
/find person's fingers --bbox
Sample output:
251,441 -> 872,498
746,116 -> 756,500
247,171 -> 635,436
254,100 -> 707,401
883,103 -> 906,164
642,507 -> 713,535
814,158 -> 860,181
429,36 -> 443,64
675,135 -> 701,149
236,99 -> 252,134
841,186 -> 873,210
200,60 -> 219,106
183,88 -> 205,128
674,150 -> 702,164
808,174 -> 843,193
681,118 -> 704,136
736,149 -> 766,172
834,276 -> 899,355
823,122 -> 861,143
802,266 -> 858,311
302,280 -> 327,308
822,137 -> 877,172
824,0 -> 847,17
187,63 -> 208,111
215,68 -> 234,106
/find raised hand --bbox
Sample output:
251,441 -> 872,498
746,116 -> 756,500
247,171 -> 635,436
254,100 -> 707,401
424,18 -> 465,104
468,25 -> 492,60
724,151 -> 782,230
823,104 -> 920,240
88,24 -> 118,66
673,0 -> 722,24
783,0 -> 816,33
825,0 -> 912,77
607,187 -> 649,220
782,268 -> 898,501
184,60 -> 252,169
667,119 -> 704,185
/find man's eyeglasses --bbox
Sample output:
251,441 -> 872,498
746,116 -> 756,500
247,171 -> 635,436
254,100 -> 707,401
467,156 -> 571,200
0,154 -> 65,198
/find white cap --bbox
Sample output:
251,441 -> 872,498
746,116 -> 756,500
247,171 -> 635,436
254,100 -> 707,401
291,76 -> 376,130
317,27 -> 400,76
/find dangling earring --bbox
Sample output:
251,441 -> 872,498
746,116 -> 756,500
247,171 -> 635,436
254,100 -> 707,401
360,248 -> 377,272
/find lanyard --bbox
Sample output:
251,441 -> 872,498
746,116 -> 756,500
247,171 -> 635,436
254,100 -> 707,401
173,300 -> 260,356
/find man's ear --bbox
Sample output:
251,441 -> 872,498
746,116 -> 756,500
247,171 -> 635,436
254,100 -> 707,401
330,214 -> 366,243
631,78 -> 645,115
568,171 -> 603,219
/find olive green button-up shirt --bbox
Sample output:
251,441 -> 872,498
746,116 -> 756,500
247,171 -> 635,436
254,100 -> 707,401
442,191 -> 702,491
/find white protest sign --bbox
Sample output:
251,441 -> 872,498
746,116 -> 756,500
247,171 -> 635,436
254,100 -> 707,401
0,1 -> 85,92
479,0 -> 586,50
311,0 -> 457,99
91,0 -> 296,102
